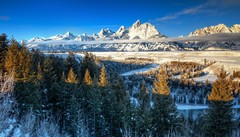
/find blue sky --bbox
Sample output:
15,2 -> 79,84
0,0 -> 240,40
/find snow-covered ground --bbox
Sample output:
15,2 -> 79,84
91,51 -> 240,69
193,73 -> 217,82
46,51 -> 240,82
172,73 -> 217,82
177,104 -> 208,110
44,52 -> 84,59
120,64 -> 159,76
91,51 -> 240,82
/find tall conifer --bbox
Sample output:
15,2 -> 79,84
152,68 -> 180,136
98,65 -> 108,87
204,67 -> 234,137
83,69 -> 93,85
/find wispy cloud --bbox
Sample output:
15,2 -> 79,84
0,16 -> 10,21
208,0 -> 240,7
157,5 -> 204,22
156,0 -> 240,22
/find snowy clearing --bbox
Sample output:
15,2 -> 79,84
44,53 -> 84,59
177,104 -> 208,110
177,104 -> 240,110
120,64 -> 159,76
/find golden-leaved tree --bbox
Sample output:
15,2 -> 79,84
98,65 -> 108,87
152,68 -> 170,95
66,67 -> 78,84
83,68 -> 93,85
208,67 -> 233,101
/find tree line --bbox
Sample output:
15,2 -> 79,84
0,33 -> 239,137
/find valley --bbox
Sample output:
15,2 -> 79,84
92,50 -> 240,72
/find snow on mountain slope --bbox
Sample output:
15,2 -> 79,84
75,33 -> 95,41
189,24 -> 240,36
28,37 -> 45,43
27,21 -> 240,51
128,20 -> 161,39
98,28 -> 115,38
27,20 -> 163,43
62,32 -> 76,40
26,20 -> 168,51
230,24 -> 240,33
115,26 -> 128,39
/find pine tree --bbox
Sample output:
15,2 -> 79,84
152,68 -> 180,136
5,39 -> 19,77
37,62 -> 42,81
31,49 -> 45,73
204,67 -> 234,137
152,68 -> 170,95
137,82 -> 152,136
83,69 -> 93,85
208,67 -> 233,101
66,67 -> 78,84
98,65 -> 108,87
0,33 -> 8,72
17,44 -> 32,82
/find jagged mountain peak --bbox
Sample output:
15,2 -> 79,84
230,24 -> 240,33
117,26 -> 126,31
98,28 -> 115,38
131,20 -> 141,29
64,32 -> 74,37
115,26 -> 128,37
128,20 -> 160,39
188,24 -> 236,36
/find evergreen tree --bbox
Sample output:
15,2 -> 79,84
81,52 -> 100,80
17,44 -> 32,82
37,62 -> 43,82
98,65 -> 108,87
5,39 -> 19,77
43,56 -> 57,90
109,73 -> 132,136
0,33 -> 8,72
136,82 -> 152,136
204,67 -> 234,137
31,49 -> 45,73
152,68 -> 180,137
83,69 -> 93,85
64,52 -> 80,79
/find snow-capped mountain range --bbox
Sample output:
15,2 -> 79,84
27,21 -> 240,51
28,20 -> 163,43
189,24 -> 240,36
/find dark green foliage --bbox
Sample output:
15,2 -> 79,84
14,82 -> 41,114
136,82 -> 152,136
2,34 -> 238,137
81,52 -> 101,80
152,94 -> 180,136
31,49 -> 45,73
204,101 -> 234,137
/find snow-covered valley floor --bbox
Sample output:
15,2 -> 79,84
91,51 -> 240,80
120,64 -> 159,76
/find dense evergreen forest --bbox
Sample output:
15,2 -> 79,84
0,33 -> 240,137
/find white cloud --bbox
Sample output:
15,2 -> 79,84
156,5 -> 204,22
155,0 -> 240,22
